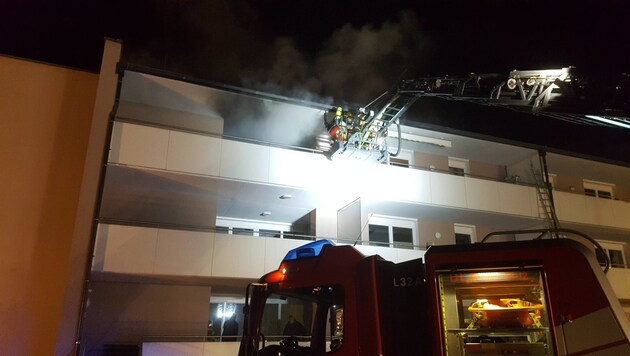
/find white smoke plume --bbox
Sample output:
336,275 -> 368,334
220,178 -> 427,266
314,10 -> 425,103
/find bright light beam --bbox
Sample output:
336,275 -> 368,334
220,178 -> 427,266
585,115 -> 630,129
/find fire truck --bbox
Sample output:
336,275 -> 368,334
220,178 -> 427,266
238,229 -> 630,355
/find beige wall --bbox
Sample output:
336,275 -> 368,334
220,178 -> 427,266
556,174 -> 630,202
413,151 -> 448,171
418,222 -> 516,247
555,175 -> 586,194
413,151 -> 506,181
469,160 -> 506,181
419,220 -> 455,247
0,56 -> 98,355
616,185 -> 630,202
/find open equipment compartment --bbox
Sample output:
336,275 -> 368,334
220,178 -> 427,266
437,268 -> 554,356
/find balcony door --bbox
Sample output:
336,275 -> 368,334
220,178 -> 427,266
367,215 -> 418,249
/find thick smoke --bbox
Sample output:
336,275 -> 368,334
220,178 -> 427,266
241,38 -> 333,105
314,10 -> 425,103
215,93 -> 327,148
125,2 -> 425,105
225,10 -> 426,149
244,10 -> 426,105
125,3 -> 426,148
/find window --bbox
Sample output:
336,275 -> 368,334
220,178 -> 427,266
454,224 -> 476,245
609,250 -> 625,268
367,216 -> 418,249
216,225 -> 230,234
368,224 -> 389,246
583,180 -> 614,200
455,233 -> 471,245
259,229 -> 282,238
233,227 -> 254,236
448,157 -> 469,177
258,286 -> 344,354
387,149 -> 414,168
393,227 -> 413,247
598,241 -> 627,268
216,218 -> 296,238
209,297 -> 245,342
390,157 -> 409,168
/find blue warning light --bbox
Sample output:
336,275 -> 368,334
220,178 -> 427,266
282,239 -> 335,261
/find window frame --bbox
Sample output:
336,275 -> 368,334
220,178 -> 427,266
387,149 -> 414,168
454,224 -> 477,245
366,215 -> 419,249
583,179 -> 615,200
448,157 -> 469,176
598,240 -> 627,268
216,217 -> 292,238
259,285 -> 345,354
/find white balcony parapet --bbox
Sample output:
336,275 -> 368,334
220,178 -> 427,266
93,224 -> 422,279
108,122 -> 629,230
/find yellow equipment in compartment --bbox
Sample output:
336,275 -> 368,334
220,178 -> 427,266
467,299 -> 543,328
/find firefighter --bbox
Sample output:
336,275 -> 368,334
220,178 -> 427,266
283,315 -> 307,336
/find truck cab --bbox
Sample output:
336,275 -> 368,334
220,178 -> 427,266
240,240 -> 429,356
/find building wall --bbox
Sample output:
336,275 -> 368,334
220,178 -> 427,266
412,150 -> 506,181
556,174 -> 586,194
79,281 -> 212,353
3,47 -> 629,355
616,185 -> 630,202
413,151 -> 448,171
314,207 -> 338,239
469,159 -> 506,181
87,66 -> 630,351
506,154 -> 538,184
419,220 -> 455,247
555,173 -> 630,202
0,56 -> 98,355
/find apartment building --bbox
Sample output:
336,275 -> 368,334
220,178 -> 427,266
74,45 -> 630,353
2,41 -> 628,355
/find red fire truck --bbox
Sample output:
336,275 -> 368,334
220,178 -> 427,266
238,229 -> 630,355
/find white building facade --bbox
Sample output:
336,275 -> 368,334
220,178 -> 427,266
77,63 -> 630,354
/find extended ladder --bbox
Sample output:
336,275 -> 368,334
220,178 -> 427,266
363,92 -> 419,139
530,161 -> 559,232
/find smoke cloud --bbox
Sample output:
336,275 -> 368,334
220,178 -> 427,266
124,2 -> 427,149
315,10 -> 426,103
126,2 -> 426,105
215,93 -> 328,148
243,10 -> 426,105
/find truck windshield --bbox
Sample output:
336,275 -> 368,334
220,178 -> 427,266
258,285 -> 344,355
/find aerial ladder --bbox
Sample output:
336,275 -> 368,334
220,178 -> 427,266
530,154 -> 560,233
324,67 -> 630,163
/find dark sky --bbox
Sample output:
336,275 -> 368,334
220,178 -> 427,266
2,0 -> 629,103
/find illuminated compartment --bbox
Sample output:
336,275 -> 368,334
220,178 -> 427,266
437,269 -> 554,356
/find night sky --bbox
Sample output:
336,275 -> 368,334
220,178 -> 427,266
2,0 -> 629,163
3,1 -> 629,100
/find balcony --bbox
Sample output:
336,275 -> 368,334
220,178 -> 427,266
107,121 -> 630,232
92,223 -> 425,280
